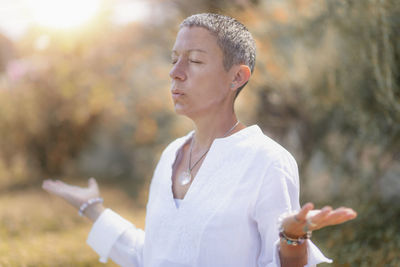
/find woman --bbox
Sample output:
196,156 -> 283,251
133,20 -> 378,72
42,13 -> 357,267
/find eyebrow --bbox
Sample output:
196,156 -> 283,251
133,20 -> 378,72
171,49 -> 207,55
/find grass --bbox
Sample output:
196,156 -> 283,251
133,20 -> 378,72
0,181 -> 147,266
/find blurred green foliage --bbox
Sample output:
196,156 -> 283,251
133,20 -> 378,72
0,17 -> 178,191
315,200 -> 400,266
0,0 -> 398,265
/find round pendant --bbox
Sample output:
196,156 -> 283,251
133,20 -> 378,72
178,171 -> 192,186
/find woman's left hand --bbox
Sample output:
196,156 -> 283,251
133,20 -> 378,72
282,203 -> 357,238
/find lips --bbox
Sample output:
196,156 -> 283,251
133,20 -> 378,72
171,88 -> 185,100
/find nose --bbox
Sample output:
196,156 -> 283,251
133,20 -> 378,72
169,59 -> 186,81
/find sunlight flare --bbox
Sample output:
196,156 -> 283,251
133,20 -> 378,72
28,0 -> 101,29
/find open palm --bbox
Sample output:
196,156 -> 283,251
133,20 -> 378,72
283,203 -> 357,237
42,177 -> 100,210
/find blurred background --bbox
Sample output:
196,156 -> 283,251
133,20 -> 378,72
0,0 -> 399,266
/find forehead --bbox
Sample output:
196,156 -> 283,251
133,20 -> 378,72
172,26 -> 221,55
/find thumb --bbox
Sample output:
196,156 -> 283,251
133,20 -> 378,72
88,177 -> 98,189
296,202 -> 314,221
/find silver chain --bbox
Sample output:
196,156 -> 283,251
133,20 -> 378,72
188,120 -> 240,172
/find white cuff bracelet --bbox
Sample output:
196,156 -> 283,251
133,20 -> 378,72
78,197 -> 104,217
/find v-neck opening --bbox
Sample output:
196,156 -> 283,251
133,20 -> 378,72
168,125 -> 261,210
169,131 -> 209,210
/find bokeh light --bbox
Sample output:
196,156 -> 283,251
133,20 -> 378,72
27,0 -> 101,29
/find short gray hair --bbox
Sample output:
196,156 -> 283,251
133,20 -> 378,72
180,13 -> 256,97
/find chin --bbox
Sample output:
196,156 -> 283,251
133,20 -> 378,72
173,104 -> 186,114
174,107 -> 188,116
174,104 -> 195,118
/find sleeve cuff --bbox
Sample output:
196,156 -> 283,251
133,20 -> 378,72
87,208 -> 134,263
305,240 -> 333,266
272,239 -> 333,267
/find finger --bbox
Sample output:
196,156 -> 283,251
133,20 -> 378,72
307,206 -> 332,223
55,179 -> 68,186
42,179 -> 58,190
54,179 -> 83,191
302,206 -> 332,230
89,177 -> 97,187
335,208 -> 357,222
89,177 -> 100,192
322,208 -> 357,226
42,179 -> 52,188
43,179 -> 74,194
329,207 -> 356,218
295,202 -> 314,221
42,180 -> 65,196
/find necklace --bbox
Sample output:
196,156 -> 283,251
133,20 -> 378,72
178,120 -> 240,186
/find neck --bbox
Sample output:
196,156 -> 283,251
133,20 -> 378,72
191,111 -> 243,151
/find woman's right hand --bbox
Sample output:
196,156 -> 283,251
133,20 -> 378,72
42,177 -> 105,221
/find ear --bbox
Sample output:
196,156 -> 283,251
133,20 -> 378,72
230,65 -> 251,92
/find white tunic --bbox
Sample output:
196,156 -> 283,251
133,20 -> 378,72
87,125 -> 332,267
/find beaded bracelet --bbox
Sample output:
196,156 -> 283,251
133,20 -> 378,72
78,197 -> 104,217
279,229 -> 311,246
277,211 -> 312,246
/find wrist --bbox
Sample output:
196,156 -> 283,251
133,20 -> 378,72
84,203 -> 105,222
278,212 -> 312,247
282,228 -> 310,239
279,239 -> 308,266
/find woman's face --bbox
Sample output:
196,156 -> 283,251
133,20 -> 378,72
169,26 -> 234,118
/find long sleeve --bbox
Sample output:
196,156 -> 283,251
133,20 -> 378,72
254,155 -> 332,267
86,209 -> 145,267
85,138 -> 181,267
